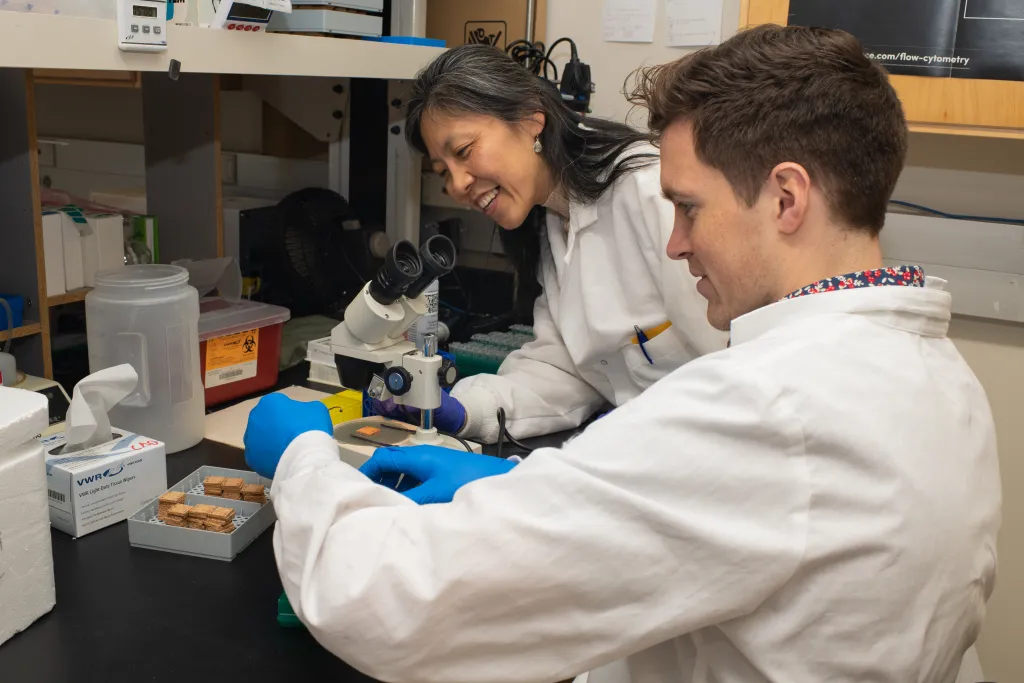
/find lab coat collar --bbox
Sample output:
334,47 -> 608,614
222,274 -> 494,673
560,142 -> 657,264
730,276 -> 952,346
562,200 -> 600,264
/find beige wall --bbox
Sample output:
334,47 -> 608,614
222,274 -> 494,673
925,136 -> 1024,683
547,1 -> 1024,679
546,0 -> 740,126
950,316 -> 1024,681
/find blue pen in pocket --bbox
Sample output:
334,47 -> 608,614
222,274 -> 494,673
633,325 -> 654,365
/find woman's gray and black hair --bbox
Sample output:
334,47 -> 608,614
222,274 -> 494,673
406,44 -> 656,315
407,43 -> 654,205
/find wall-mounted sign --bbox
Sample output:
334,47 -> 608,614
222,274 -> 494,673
789,0 -> 1024,82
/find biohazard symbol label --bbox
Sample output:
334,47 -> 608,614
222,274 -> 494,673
205,328 -> 260,388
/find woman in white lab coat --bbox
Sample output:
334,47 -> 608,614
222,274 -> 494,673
372,44 -> 727,443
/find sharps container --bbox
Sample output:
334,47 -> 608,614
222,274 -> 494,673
86,265 -> 204,454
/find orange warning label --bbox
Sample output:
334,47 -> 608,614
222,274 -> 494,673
206,329 -> 259,371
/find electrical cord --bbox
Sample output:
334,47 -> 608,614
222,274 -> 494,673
437,429 -> 474,453
495,407 -> 534,460
889,199 -> 1024,226
506,39 -> 559,80
546,36 -> 578,62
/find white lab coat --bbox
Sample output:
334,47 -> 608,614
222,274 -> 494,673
272,278 -> 1001,683
453,148 -> 728,444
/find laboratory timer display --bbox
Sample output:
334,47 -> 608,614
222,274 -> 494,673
117,0 -> 169,52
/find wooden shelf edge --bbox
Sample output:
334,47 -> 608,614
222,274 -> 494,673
0,322 -> 42,342
48,288 -> 92,306
908,123 -> 1024,141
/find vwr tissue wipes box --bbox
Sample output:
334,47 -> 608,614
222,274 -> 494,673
40,431 -> 167,538
0,386 -> 56,647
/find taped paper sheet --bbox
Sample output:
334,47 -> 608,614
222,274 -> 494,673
603,0 -> 657,43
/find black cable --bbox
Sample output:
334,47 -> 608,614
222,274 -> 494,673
539,57 -> 559,82
439,431 -> 475,453
504,430 -> 534,454
496,408 -> 505,460
496,407 -> 534,458
546,37 -> 578,61
506,39 -> 556,79
505,38 -> 534,52
889,199 -> 1024,226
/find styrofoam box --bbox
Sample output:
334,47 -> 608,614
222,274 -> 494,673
0,387 -> 56,648
128,466 -> 275,561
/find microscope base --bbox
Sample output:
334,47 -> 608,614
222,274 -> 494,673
333,417 -> 482,469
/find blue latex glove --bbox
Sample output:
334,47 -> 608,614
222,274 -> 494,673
359,445 -> 517,504
369,389 -> 467,434
243,393 -> 333,479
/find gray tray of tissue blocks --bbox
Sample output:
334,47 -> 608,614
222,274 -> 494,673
127,466 -> 275,561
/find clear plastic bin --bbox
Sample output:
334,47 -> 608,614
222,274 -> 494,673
86,265 -> 205,455
198,298 -> 291,406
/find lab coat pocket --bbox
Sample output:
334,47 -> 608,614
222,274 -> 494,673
625,330 -> 690,389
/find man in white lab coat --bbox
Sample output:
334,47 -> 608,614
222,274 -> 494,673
244,25 -> 1002,683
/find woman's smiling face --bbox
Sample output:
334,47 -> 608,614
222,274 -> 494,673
420,110 -> 554,230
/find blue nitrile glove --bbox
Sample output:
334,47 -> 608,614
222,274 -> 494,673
243,393 -> 333,479
369,389 -> 467,434
359,445 -> 517,504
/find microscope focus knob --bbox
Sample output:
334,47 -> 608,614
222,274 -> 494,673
383,366 -> 413,396
438,358 -> 458,389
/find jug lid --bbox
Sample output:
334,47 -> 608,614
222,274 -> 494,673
95,265 -> 189,291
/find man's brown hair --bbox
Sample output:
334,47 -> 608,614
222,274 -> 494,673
629,24 -> 908,235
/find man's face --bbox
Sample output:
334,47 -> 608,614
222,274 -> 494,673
660,120 -> 775,331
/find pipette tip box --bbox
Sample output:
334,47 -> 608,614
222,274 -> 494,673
127,466 -> 275,561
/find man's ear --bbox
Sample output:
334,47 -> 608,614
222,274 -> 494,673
764,162 -> 812,236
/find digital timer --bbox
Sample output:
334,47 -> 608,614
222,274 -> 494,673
117,0 -> 169,52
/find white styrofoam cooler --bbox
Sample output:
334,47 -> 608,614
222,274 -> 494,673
0,387 -> 56,647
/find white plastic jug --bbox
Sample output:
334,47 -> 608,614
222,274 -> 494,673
85,265 -> 204,454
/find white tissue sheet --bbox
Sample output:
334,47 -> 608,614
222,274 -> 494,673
65,364 -> 138,450
0,388 -> 56,647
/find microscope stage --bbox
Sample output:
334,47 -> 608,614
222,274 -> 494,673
334,417 -> 483,469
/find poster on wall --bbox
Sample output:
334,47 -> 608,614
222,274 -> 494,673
788,0 -> 1024,82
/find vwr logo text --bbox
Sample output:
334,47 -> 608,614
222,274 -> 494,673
75,457 -> 145,486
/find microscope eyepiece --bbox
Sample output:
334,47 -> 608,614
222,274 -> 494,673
369,240 -> 422,305
405,235 -> 457,300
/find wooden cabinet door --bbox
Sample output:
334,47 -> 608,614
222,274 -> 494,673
33,69 -> 140,88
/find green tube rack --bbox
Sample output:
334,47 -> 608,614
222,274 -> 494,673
450,326 -> 535,378
278,592 -> 304,628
